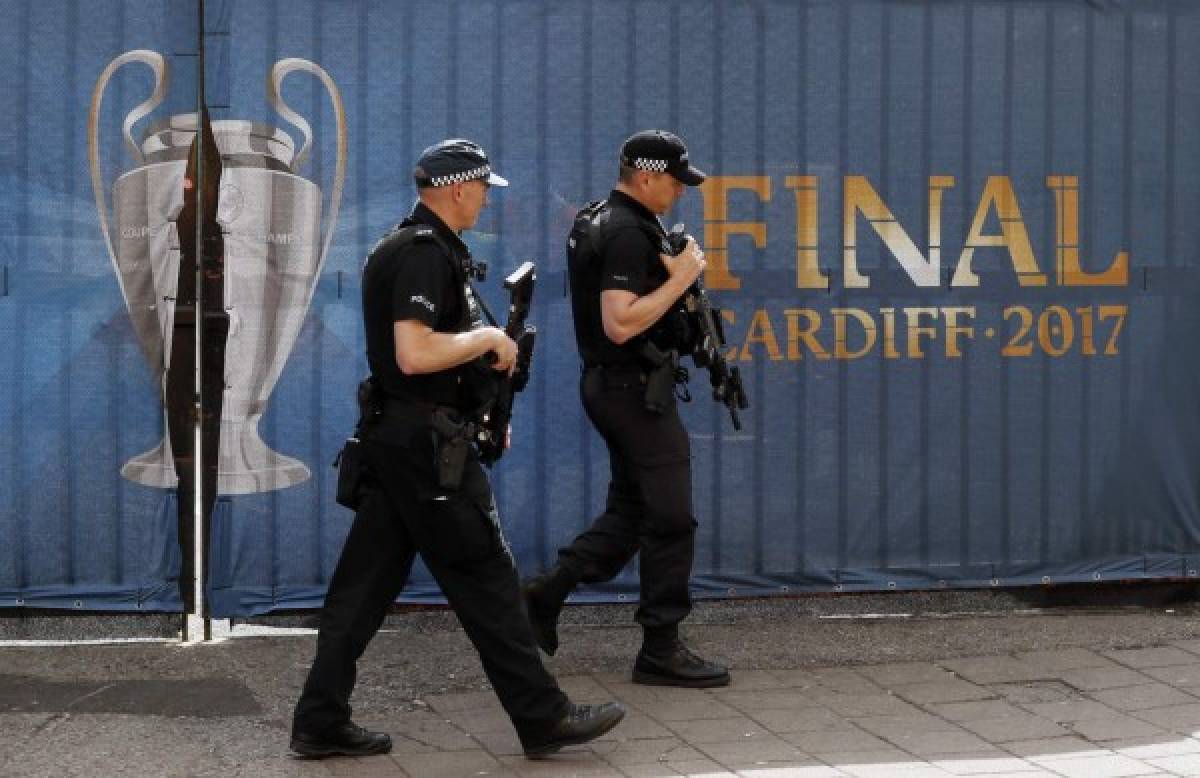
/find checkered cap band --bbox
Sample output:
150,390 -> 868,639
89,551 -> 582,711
429,164 -> 492,187
631,157 -> 669,173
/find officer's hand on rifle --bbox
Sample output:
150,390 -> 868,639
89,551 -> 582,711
659,236 -> 706,287
485,327 -> 519,375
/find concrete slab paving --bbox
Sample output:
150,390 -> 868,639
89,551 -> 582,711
938,657 -> 1047,685
10,600 -> 1200,775
851,712 -> 963,737
989,681 -> 1079,705
1104,647 -> 1200,669
630,697 -> 744,721
1026,752 -> 1159,777
955,715 -> 1072,743
810,691 -> 921,717
806,669 -> 883,696
586,736 -> 702,765
1172,640 -> 1200,657
856,663 -> 958,687
782,729 -> 895,754
748,707 -> 850,734
0,713 -> 55,770
925,753 -> 1036,775
889,680 -> 994,705
713,690 -> 828,713
1142,663 -> 1200,687
1133,702 -> 1200,733
391,748 -> 503,777
690,735 -> 809,765
322,755 -> 405,777
875,730 -> 994,758
1059,666 -> 1156,691
1020,699 -> 1120,723
1012,648 -> 1113,672
1066,714 -> 1169,743
1143,752 -> 1200,776
925,699 -> 1029,722
1107,737 -> 1200,760
1089,683 -> 1199,712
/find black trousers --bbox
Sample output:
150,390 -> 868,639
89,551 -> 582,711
557,367 -> 697,636
293,428 -> 567,740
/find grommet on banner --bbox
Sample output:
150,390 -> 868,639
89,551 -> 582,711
73,600 -> 83,608
780,585 -> 790,593
14,598 -> 24,606
833,583 -> 843,592
1189,569 -> 1198,577
938,580 -> 947,588
1041,576 -> 1051,584
887,581 -> 896,589
990,579 -> 1000,587
1093,572 -> 1102,581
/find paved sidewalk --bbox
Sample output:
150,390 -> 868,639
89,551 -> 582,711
293,642 -> 1200,777
7,602 -> 1200,776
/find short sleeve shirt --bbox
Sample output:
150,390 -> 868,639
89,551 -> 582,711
362,203 -> 472,405
388,241 -> 455,329
567,190 -> 669,366
600,223 -> 658,297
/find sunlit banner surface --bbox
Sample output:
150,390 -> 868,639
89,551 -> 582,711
2,0 -> 1199,615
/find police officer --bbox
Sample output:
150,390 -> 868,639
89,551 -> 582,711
523,131 -> 730,688
290,139 -> 624,759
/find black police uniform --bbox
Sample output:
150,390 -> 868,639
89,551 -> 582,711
560,189 -> 697,647
524,130 -> 726,688
292,202 -> 569,745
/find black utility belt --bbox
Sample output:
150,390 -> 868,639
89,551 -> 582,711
583,363 -> 647,390
583,362 -> 645,375
584,359 -> 678,415
379,398 -> 467,424
374,400 -> 477,491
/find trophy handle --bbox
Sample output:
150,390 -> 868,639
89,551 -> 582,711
87,49 -> 170,279
266,58 -> 347,277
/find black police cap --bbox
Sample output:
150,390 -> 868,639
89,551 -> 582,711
413,138 -> 509,188
619,130 -> 706,186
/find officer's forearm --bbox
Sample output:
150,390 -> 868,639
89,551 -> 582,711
394,322 -> 496,375
601,277 -> 689,344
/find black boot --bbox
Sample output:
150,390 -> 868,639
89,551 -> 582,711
521,567 -> 575,655
289,721 -> 392,758
521,702 -> 626,758
633,638 -> 731,688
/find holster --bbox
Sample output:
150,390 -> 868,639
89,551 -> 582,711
430,406 -> 475,491
333,436 -> 368,510
332,377 -> 385,511
639,342 -> 679,415
357,376 -> 384,424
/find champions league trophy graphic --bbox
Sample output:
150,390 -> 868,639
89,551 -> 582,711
88,50 -> 346,495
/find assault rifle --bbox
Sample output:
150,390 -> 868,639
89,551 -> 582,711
477,261 -> 537,465
666,225 -> 749,431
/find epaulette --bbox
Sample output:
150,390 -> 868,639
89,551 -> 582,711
370,223 -> 446,258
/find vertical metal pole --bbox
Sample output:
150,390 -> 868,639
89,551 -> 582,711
184,0 -> 208,643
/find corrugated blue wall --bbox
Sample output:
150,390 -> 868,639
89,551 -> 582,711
4,0 -> 1200,616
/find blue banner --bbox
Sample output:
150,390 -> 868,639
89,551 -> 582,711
3,0 -> 1200,616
